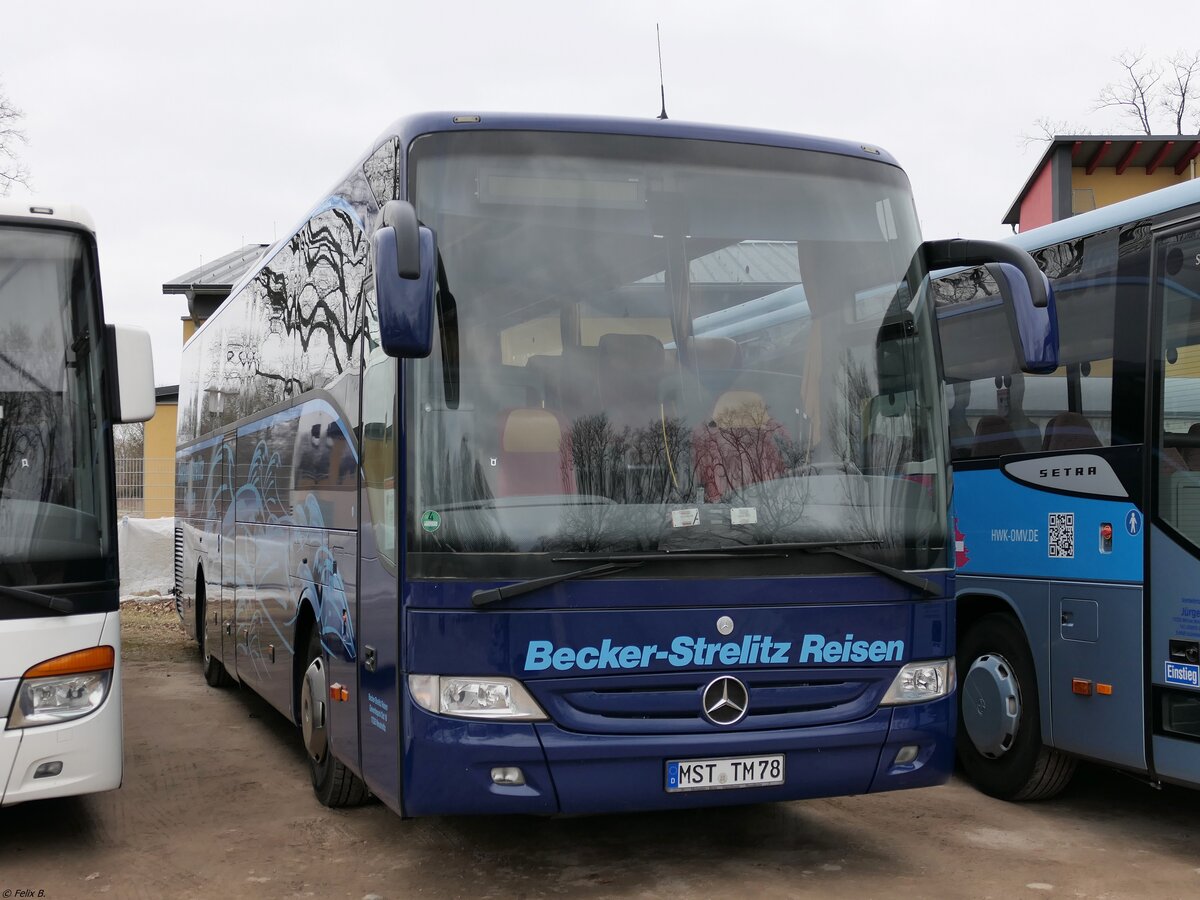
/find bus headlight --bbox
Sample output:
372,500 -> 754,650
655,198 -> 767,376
408,675 -> 548,721
880,659 -> 955,706
6,646 -> 116,729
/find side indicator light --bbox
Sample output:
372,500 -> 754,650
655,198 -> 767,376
1097,683 -> 1113,695
1072,678 -> 1093,696
329,683 -> 349,702
24,645 -> 115,678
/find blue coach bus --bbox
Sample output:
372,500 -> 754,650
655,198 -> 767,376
937,177 -> 1200,800
174,112 -> 1050,816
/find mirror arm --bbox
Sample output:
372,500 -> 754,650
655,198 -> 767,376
924,239 -> 1048,308
379,200 -> 422,279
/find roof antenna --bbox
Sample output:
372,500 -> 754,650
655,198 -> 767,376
656,24 -> 669,120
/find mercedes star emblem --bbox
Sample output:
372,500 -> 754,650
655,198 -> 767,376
701,675 -> 749,726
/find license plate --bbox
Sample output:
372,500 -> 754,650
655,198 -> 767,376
665,754 -> 785,792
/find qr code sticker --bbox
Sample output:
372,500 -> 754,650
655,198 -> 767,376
1048,513 -> 1074,559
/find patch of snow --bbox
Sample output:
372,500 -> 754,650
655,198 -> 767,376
118,516 -> 175,599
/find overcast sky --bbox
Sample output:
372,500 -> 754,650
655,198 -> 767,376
1,1 -> 1192,385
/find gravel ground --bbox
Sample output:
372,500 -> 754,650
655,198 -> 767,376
0,603 -> 1198,899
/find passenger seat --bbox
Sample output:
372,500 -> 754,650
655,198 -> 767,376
1183,423 -> 1200,470
1042,412 -> 1100,452
596,333 -> 668,430
972,416 -> 1025,458
495,408 -> 574,497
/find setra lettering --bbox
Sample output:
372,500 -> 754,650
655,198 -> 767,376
1038,466 -> 1099,479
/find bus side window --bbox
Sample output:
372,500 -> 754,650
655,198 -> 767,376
362,322 -> 397,566
1158,233 -> 1200,550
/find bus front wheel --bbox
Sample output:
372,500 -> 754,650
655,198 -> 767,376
957,612 -> 1075,801
301,627 -> 368,808
197,579 -> 234,688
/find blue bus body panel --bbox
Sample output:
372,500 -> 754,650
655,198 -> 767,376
384,112 -> 903,169
403,571 -> 949,612
1153,733 -> 1200,787
955,468 -> 1142,583
1150,527 -> 1200,686
358,552 -> 403,810
397,574 -> 954,816
406,592 -> 949,676
401,697 -> 954,817
954,465 -> 1149,772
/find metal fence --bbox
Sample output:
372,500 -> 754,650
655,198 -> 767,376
115,456 -> 175,518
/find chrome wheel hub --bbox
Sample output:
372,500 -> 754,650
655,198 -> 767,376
962,652 -> 1022,758
301,656 -> 328,762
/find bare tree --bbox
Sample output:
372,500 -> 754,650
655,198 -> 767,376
1096,50 -> 1161,135
1019,116 -> 1091,149
0,81 -> 28,195
1160,50 -> 1200,134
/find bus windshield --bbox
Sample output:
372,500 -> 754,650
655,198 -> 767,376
0,226 -> 108,589
407,131 -> 948,575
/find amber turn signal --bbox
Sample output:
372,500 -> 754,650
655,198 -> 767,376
23,645 -> 115,678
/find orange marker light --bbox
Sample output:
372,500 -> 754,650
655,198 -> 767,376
329,683 -> 350,702
1097,683 -> 1113,695
23,646 -> 115,678
1072,678 -> 1093,696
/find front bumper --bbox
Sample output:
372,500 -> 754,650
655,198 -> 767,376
401,692 -> 953,816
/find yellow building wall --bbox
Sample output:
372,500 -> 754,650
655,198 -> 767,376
1072,167 -> 1193,212
182,317 -> 197,344
143,401 -> 178,518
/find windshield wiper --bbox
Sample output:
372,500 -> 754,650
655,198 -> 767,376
472,540 -> 941,609
0,584 -> 76,614
473,545 -> 795,608
561,540 -> 941,598
471,562 -> 644,608
798,543 -> 941,598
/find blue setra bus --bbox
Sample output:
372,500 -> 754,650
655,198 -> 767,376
174,112 -> 1049,816
937,177 -> 1200,799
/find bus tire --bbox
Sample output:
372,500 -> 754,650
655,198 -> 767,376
957,612 -> 1076,801
301,627 -> 368,808
197,579 -> 235,688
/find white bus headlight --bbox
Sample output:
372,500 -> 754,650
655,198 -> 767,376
409,675 -> 548,721
7,646 -> 116,729
880,659 -> 955,706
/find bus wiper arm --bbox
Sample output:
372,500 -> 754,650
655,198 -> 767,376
801,545 -> 941,598
0,584 -> 76,614
554,540 -> 878,562
567,540 -> 941,598
471,562 -> 644,608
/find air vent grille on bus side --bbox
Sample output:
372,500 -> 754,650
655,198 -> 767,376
172,525 -> 184,617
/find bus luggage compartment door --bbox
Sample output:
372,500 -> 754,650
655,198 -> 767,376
1049,582 -> 1144,769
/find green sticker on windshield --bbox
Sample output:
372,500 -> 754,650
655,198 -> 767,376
420,510 -> 441,533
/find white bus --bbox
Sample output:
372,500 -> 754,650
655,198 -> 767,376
0,200 -> 154,805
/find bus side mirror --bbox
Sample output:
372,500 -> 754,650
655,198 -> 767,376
373,200 -> 436,359
106,324 -> 155,424
922,238 -> 1058,375
922,239 -> 1049,308
985,262 -> 1059,374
